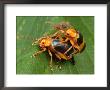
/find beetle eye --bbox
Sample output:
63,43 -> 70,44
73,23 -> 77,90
66,33 -> 69,35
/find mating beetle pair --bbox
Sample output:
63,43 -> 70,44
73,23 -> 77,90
32,22 -> 86,69
53,22 -> 86,53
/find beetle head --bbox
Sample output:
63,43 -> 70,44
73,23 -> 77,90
39,38 -> 51,48
65,29 -> 77,38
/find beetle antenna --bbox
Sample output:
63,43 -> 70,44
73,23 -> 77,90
32,38 -> 42,45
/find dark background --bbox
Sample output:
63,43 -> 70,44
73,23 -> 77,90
0,0 -> 109,4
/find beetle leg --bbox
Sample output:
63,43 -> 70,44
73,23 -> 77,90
72,39 -> 81,52
64,46 -> 73,55
32,41 -> 38,45
65,38 -> 69,42
56,52 -> 69,60
50,30 -> 61,38
51,30 -> 64,37
73,44 -> 80,52
32,38 -> 42,45
33,48 -> 46,57
70,40 -> 80,52
54,34 -> 60,39
62,38 -> 69,43
50,30 -> 65,42
55,53 -> 61,60
48,50 -> 53,69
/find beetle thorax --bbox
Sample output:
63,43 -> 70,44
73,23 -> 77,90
65,29 -> 77,38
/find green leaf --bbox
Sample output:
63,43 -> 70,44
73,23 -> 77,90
16,16 -> 94,74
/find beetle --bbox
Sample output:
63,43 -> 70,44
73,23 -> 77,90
32,35 -> 75,70
53,22 -> 86,54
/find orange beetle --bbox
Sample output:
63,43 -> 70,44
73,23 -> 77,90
32,35 -> 75,70
53,22 -> 86,54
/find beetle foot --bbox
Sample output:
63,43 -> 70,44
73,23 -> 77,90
33,54 -> 36,57
56,65 -> 62,70
49,65 -> 54,71
59,65 -> 62,70
50,68 -> 54,71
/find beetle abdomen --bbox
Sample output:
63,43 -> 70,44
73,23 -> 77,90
52,39 -> 74,56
